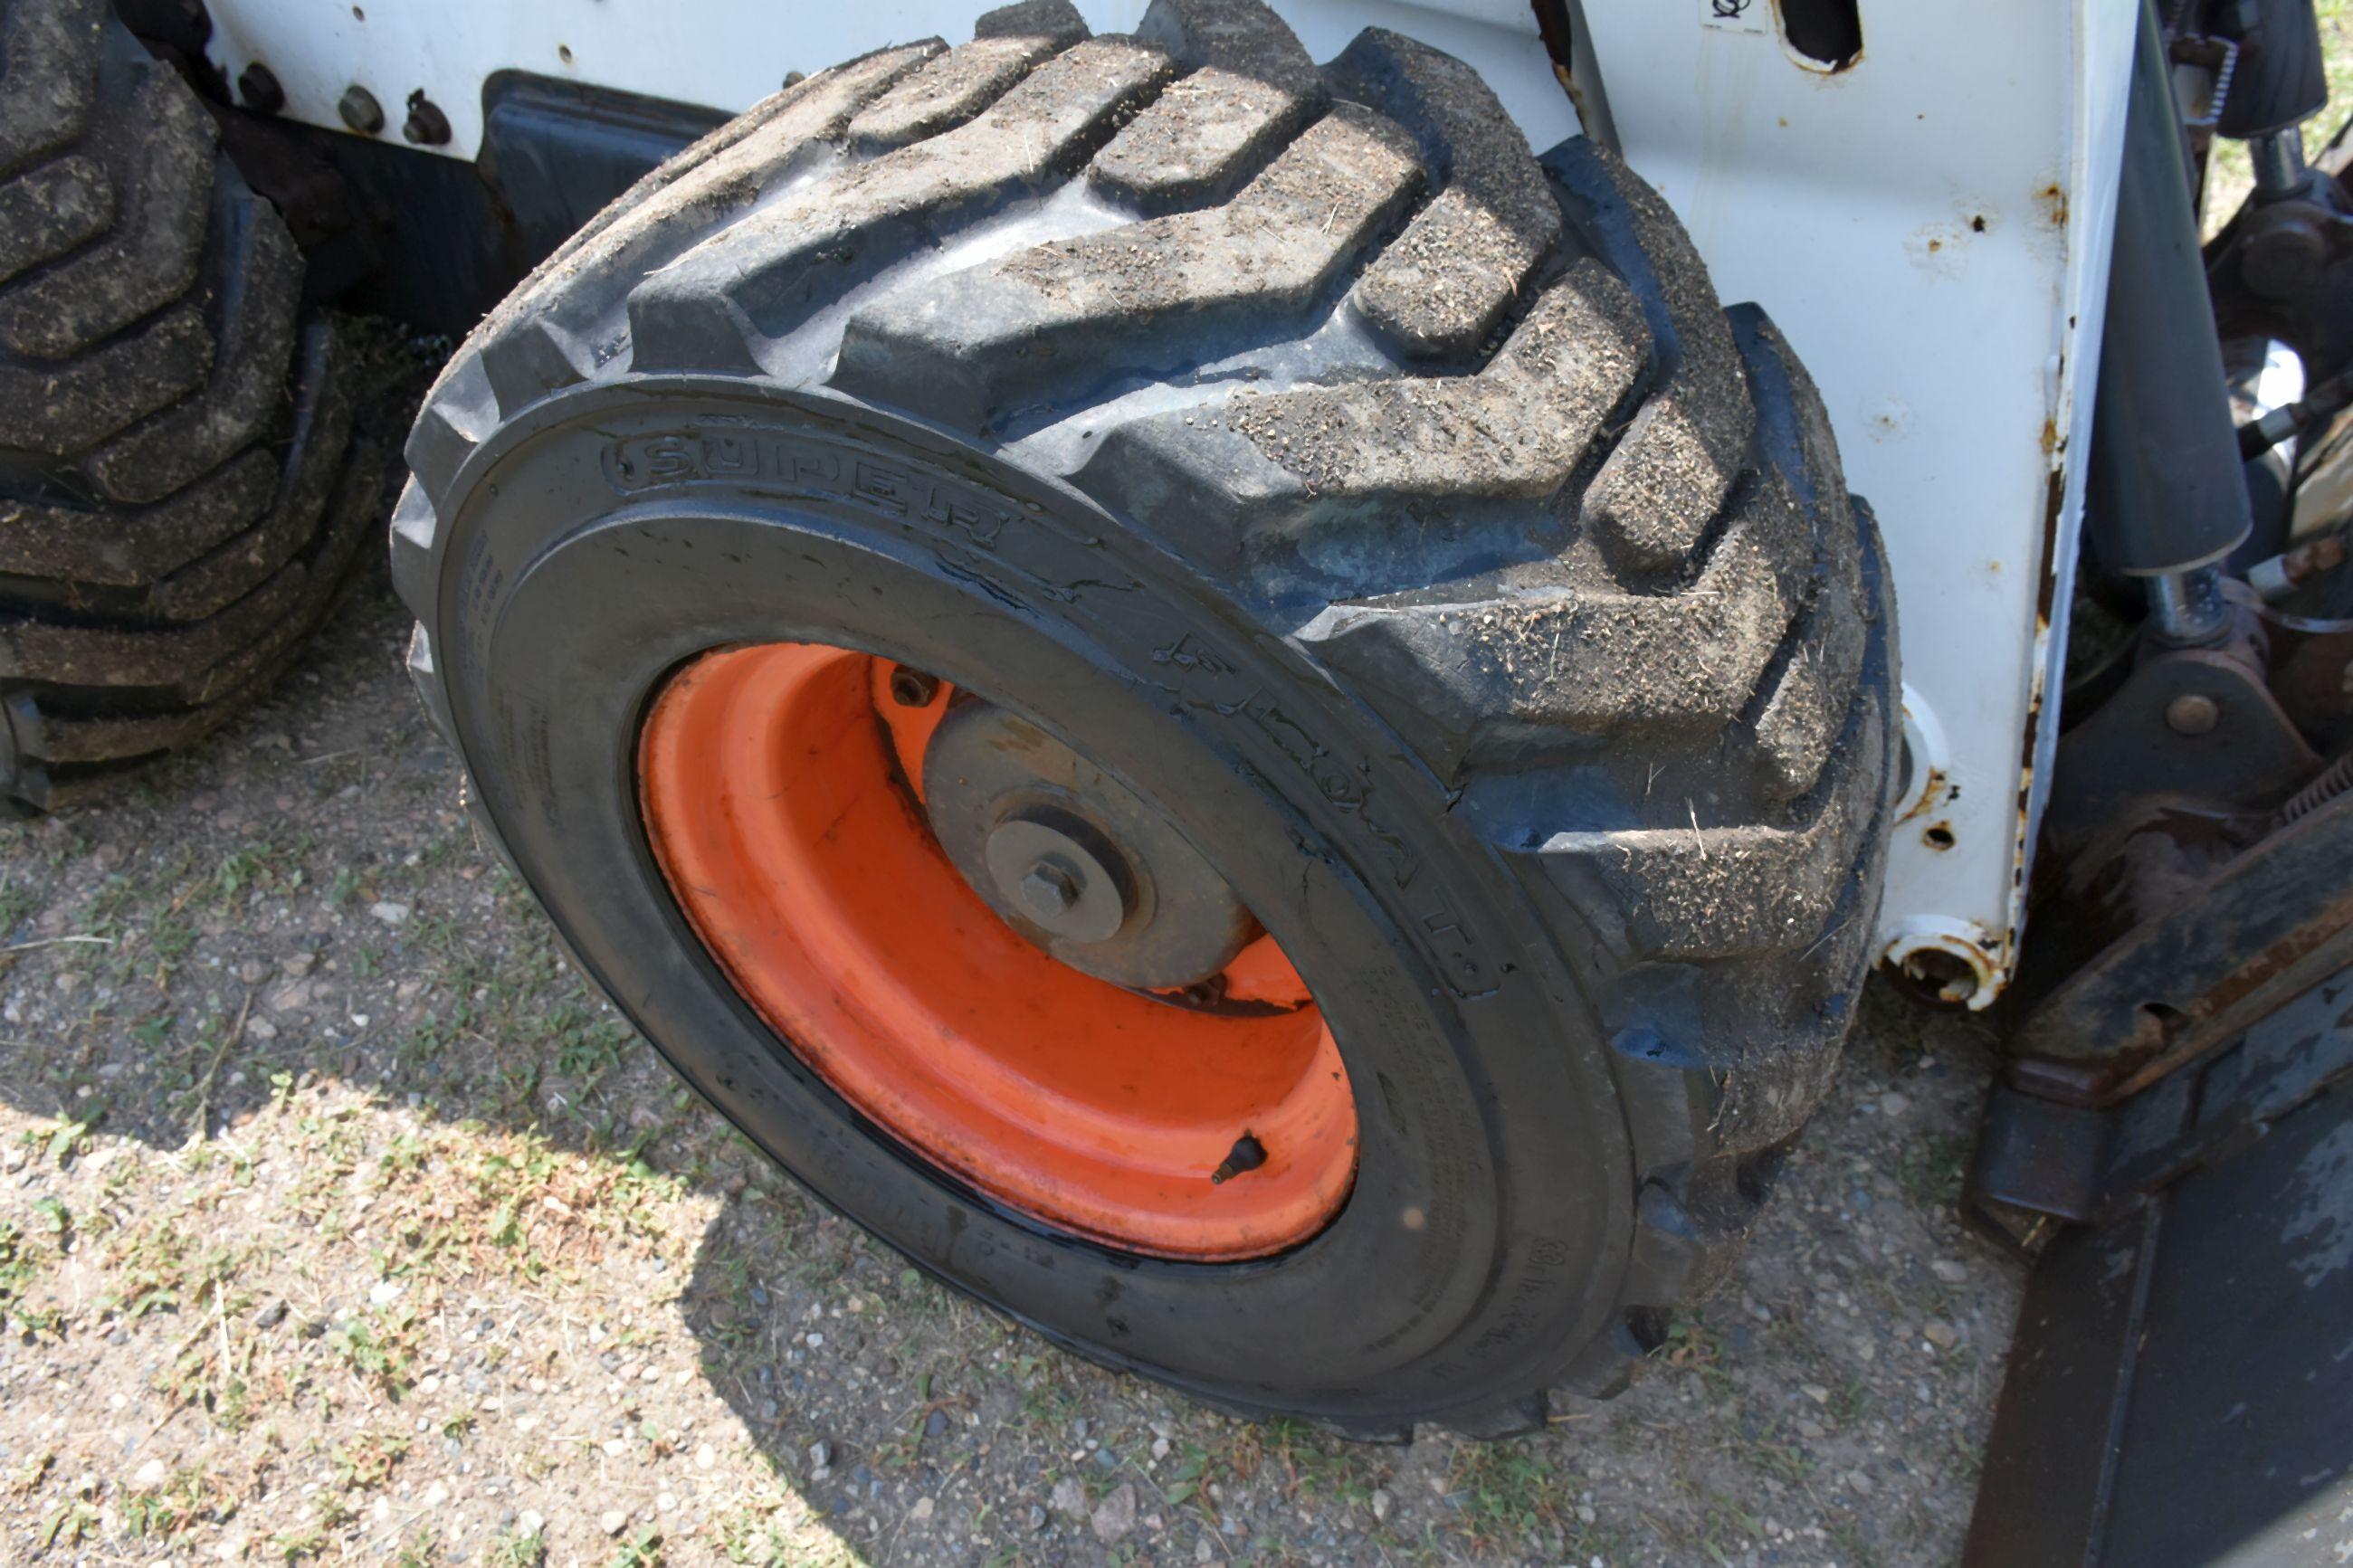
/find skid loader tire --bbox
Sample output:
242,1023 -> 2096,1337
397,0 -> 1897,1440
0,0 -> 384,813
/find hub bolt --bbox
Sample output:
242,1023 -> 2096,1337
982,813 -> 1127,944
2165,692 -> 2221,736
1018,860 -> 1081,918
889,667 -> 940,708
237,62 -> 284,114
403,89 -> 452,146
338,84 -> 385,135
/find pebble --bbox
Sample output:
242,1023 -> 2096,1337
237,959 -> 271,985
517,1510 -> 545,1537
1922,1320 -> 1960,1349
1091,1483 -> 1138,1544
369,900 -> 412,927
808,1440 -> 833,1470
1051,1477 -> 1087,1518
1801,1383 -> 1831,1405
1930,1258 -> 1969,1285
1025,1504 -> 1049,1532
134,1459 -> 167,1488
600,1510 -> 627,1536
422,1481 -> 449,1508
910,1497 -> 934,1523
1371,1487 -> 1393,1523
281,951 -> 318,976
1881,1091 -> 1910,1117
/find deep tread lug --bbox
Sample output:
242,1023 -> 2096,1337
1077,260 -> 1650,598
1552,1320 -> 1651,1401
629,38 -> 1175,372
490,42 -> 942,356
0,0 -> 102,179
480,315 -> 595,418
85,175 -> 302,505
845,2 -> 1087,154
1624,1177 -> 1748,1308
835,102 -> 1422,427
388,480 -> 439,622
1605,1028 -> 1725,1174
0,448 -> 272,585
407,622 -> 455,749
1329,29 -> 1561,359
146,322 -> 357,621
1548,141 -> 1754,574
1092,0 -> 1326,208
405,355 -> 495,502
0,154 -> 111,285
0,33 -> 214,360
0,302 -> 209,454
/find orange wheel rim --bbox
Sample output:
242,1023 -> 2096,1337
637,641 -> 1358,1259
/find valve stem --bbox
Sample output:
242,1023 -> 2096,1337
1209,1134 -> 1267,1184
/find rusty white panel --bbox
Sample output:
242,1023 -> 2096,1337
1577,0 -> 2138,1006
198,0 -> 2137,1003
192,0 -> 1577,163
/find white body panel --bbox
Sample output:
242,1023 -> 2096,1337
198,0 -> 2139,1003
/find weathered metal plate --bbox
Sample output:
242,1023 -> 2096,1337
1967,965 -> 2353,1565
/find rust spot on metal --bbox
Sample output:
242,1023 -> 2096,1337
1887,946 -> 1979,1006
1896,765 -> 1952,824
1923,821 -> 1957,851
2037,181 -> 2069,229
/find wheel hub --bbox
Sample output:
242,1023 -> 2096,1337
921,696 -> 1258,991
635,641 -> 1352,1259
986,812 -> 1127,940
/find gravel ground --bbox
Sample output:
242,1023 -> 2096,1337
1,526 -> 2022,1566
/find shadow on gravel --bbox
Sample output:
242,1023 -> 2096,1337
0,549 -> 2022,1567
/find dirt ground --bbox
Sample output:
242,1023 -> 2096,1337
0,526 -> 2022,1567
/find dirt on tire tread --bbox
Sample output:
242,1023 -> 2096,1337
0,0 -> 373,812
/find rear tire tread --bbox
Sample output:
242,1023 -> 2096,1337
0,0 -> 375,812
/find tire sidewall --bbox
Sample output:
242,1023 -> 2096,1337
433,381 -> 1635,1423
